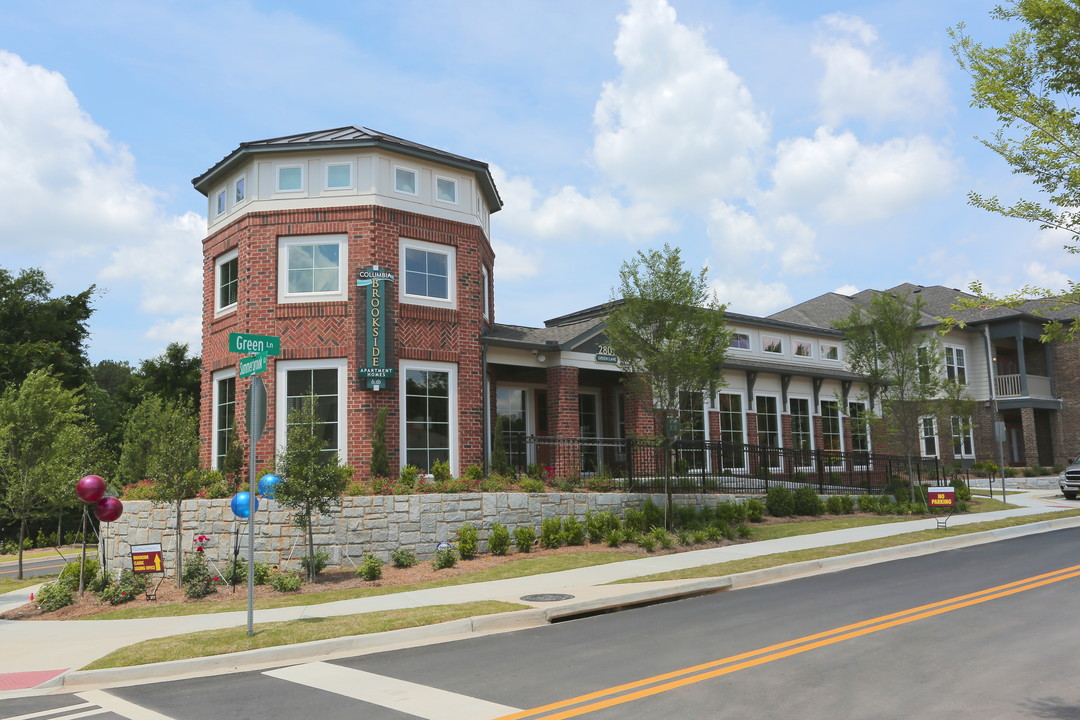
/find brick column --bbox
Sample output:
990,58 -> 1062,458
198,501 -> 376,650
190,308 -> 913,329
547,366 -> 580,477
1021,406 -> 1038,468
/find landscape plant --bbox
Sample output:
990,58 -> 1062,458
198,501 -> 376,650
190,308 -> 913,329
457,523 -> 480,560
539,516 -> 563,549
270,571 -> 302,592
391,548 -> 419,568
488,523 -> 511,556
765,487 -> 795,517
431,546 -> 457,570
357,554 -> 383,581
513,526 -> 535,553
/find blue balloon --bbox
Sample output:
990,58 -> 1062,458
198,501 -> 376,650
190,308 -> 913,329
258,473 -> 282,499
230,491 -> 259,519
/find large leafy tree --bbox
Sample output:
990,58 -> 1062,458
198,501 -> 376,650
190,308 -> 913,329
604,244 -> 732,434
0,267 -> 94,390
949,0 -> 1080,339
835,292 -> 973,495
275,396 -> 353,581
0,369 -> 100,578
137,342 -> 202,411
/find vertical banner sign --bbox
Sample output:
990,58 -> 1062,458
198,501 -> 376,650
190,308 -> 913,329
356,266 -> 396,390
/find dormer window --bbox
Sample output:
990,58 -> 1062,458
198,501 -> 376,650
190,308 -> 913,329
277,165 -> 304,192
215,190 -> 227,216
436,177 -> 457,204
326,163 -> 352,189
395,166 -> 418,195
762,336 -> 783,354
234,176 -> 246,204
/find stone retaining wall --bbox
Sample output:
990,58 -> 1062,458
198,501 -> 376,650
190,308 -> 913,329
100,492 -> 743,576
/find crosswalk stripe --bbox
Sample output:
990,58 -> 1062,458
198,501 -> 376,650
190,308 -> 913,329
264,662 -> 522,720
4,702 -> 96,720
75,691 -> 177,720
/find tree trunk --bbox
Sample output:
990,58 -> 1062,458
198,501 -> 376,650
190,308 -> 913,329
306,513 -> 316,582
17,517 -> 26,580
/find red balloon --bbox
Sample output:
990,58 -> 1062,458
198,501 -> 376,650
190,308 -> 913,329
76,475 -> 106,503
94,496 -> 123,523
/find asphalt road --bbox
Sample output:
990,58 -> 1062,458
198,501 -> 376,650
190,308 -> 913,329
7,529 -> 1080,719
0,550 -> 94,580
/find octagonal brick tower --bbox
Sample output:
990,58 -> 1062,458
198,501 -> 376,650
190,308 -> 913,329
192,126 -> 501,478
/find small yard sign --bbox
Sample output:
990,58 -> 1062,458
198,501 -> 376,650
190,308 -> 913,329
928,486 -> 956,508
130,543 -> 164,574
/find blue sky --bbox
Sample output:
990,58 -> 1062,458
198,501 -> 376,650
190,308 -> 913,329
1,0 -> 1073,365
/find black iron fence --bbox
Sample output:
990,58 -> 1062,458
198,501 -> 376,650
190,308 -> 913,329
499,435 -> 943,496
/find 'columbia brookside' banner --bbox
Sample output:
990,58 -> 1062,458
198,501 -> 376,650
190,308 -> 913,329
356,266 -> 396,390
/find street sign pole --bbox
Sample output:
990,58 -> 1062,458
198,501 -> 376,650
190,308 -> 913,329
246,375 -> 266,637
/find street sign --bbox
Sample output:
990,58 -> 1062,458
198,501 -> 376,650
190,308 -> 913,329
229,332 -> 280,356
130,543 -> 164,574
238,353 -> 267,378
247,375 -> 267,443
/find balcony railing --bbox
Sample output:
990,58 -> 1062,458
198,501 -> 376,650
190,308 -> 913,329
995,374 -> 1052,398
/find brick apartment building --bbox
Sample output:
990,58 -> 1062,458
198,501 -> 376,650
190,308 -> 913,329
194,128 -> 1077,480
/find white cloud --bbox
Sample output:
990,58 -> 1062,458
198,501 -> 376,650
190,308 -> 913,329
1022,261 -> 1072,293
707,203 -> 821,277
768,127 -> 955,224
711,278 -> 793,316
813,13 -> 948,127
593,0 -> 770,210
491,239 -> 543,281
0,50 -> 201,354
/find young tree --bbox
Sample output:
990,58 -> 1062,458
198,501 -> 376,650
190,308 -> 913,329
0,369 -> 99,578
118,394 -> 201,586
275,396 -> 353,581
835,292 -> 972,497
949,1 -> 1080,338
604,244 -> 732,436
137,342 -> 202,411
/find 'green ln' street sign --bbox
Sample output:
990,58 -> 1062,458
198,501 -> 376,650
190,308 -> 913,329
229,332 -> 280,356
238,354 -> 267,378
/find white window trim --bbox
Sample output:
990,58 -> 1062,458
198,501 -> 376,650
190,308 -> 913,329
399,237 -> 456,310
211,368 -> 236,470
820,399 -> 845,454
761,335 -> 784,355
945,344 -> 967,384
952,416 -> 976,458
276,163 -> 305,193
234,175 -> 247,205
920,416 -> 939,458
274,357 -> 348,459
215,248 -> 239,315
325,162 -> 353,191
789,396 -> 815,452
278,234 -> 348,304
394,165 -> 419,196
729,332 -> 751,351
435,175 -> 458,205
821,343 -> 841,361
399,359 -> 458,476
215,189 -> 227,217
481,265 -> 490,320
793,339 -> 814,359
848,401 -> 871,454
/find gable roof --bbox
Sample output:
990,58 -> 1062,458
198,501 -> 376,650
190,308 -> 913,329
192,125 -> 502,211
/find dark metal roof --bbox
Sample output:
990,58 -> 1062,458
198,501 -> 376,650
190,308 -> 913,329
192,126 -> 502,211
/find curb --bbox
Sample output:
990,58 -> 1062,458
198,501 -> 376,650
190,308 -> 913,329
50,513 -> 1080,691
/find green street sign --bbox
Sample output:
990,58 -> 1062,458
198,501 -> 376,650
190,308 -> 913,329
229,332 -> 280,356
238,354 -> 267,378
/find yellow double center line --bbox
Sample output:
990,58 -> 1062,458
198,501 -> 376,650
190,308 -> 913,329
495,563 -> 1080,720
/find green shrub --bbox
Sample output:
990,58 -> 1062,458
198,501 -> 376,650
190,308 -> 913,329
357,554 -> 383,581
36,580 -> 75,612
87,569 -> 110,594
585,510 -> 621,543
457,523 -> 480,560
513,526 -> 536,553
745,499 -> 765,522
182,551 -> 216,599
584,474 -> 613,492
270,571 -> 302,592
605,529 -> 625,548
951,478 -> 972,503
692,528 -> 710,544
704,525 -> 725,542
792,486 -> 824,516
518,477 -> 545,493
391,548 -> 419,568
714,502 -> 748,525
636,534 -> 656,552
432,547 -> 457,570
623,507 -> 646,534
480,476 -> 509,492
736,524 -> 753,540
222,557 -> 247,585
432,459 -> 453,483
826,495 -> 856,514
540,517 -> 563,549
562,516 -> 586,546
462,463 -> 485,482
398,465 -> 422,492
120,479 -> 158,500
253,562 -> 272,585
765,486 -> 795,517
488,523 -> 511,556
677,529 -> 695,546
58,557 -> 100,591
199,469 -> 236,499
649,526 -> 675,550
299,550 -> 330,577
98,570 -> 146,605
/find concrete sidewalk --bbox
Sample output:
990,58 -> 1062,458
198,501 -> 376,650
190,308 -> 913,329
2,488 -> 1077,697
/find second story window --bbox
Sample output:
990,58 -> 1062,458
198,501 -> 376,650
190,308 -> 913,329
278,234 -> 347,303
215,190 -> 226,216
400,238 -> 455,308
234,176 -> 246,204
395,166 -> 418,195
436,177 -> 457,204
729,333 -> 750,350
821,343 -> 839,360
945,346 -> 967,384
216,249 -> 238,313
277,165 -> 304,192
326,163 -> 352,189
762,335 -> 783,354
794,341 -> 812,358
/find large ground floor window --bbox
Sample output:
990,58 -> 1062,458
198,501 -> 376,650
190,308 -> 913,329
213,370 -> 236,470
275,358 -> 347,461
402,361 -> 456,474
717,393 -> 746,469
495,387 -> 528,470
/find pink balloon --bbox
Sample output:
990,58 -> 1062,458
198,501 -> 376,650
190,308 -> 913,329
76,475 -> 106,503
94,496 -> 123,523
